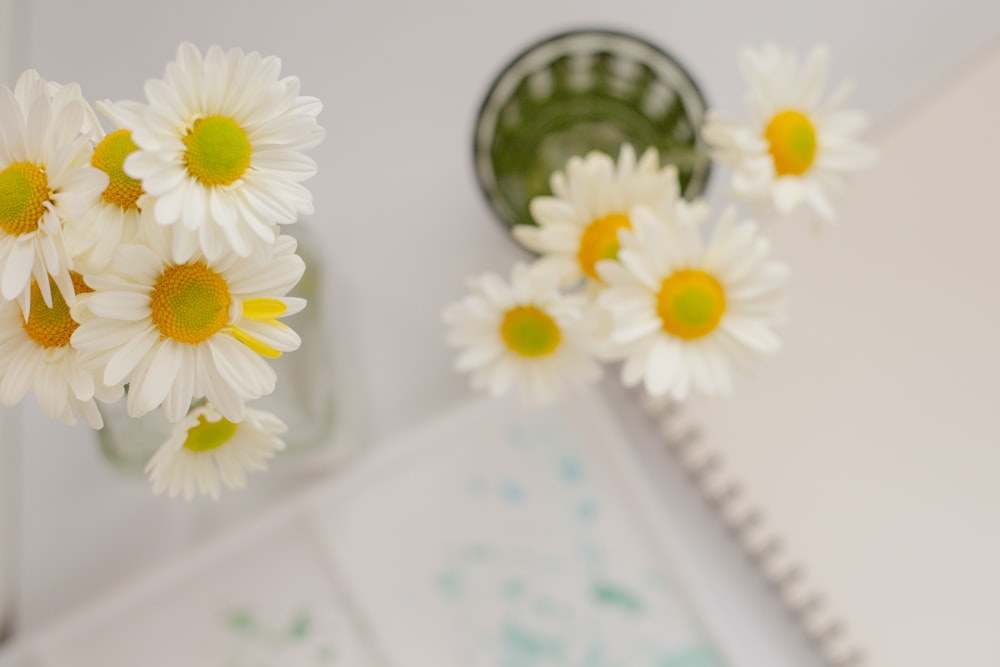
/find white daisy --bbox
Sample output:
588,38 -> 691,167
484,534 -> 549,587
71,228 -> 306,423
513,144 -> 708,285
145,403 -> 287,501
63,100 -> 154,273
0,70 -> 108,314
443,262 -> 600,404
702,44 -> 876,220
121,43 -> 324,261
0,272 -> 122,427
596,205 -> 788,399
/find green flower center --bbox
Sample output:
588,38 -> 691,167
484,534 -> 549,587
183,415 -> 238,452
500,305 -> 562,357
150,263 -> 232,344
765,110 -> 817,176
182,115 -> 252,186
92,129 -> 144,210
0,161 -> 50,235
656,269 -> 727,340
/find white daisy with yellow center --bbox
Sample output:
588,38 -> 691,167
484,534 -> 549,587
0,70 -> 109,314
121,43 -> 324,261
443,262 -> 600,404
513,145 -> 707,286
596,205 -> 788,399
63,100 -> 153,272
145,403 -> 287,501
71,229 -> 306,423
0,272 -> 122,427
702,44 -> 876,220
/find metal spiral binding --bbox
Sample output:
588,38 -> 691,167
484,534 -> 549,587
633,388 -> 866,667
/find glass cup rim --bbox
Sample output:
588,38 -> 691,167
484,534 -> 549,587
472,27 -> 712,232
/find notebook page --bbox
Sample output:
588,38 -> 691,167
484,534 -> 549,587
310,393 -> 727,667
35,520 -> 378,667
682,45 -> 1000,666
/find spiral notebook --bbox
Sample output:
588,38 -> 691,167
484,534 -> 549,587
648,43 -> 1000,667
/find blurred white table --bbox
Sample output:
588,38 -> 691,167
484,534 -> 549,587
2,0 -> 999,665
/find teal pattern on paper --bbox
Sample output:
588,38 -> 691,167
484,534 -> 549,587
429,415 -> 729,666
502,622 -> 565,664
220,607 -> 339,666
591,582 -> 644,614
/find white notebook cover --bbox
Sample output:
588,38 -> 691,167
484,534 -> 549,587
677,43 -> 1000,667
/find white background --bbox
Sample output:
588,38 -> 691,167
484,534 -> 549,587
1,0 -> 999,664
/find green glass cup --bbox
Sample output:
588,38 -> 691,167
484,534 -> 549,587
473,29 -> 712,232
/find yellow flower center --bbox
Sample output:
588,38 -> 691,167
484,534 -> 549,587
578,213 -> 631,280
21,272 -> 93,348
0,162 -> 50,236
500,305 -> 562,357
183,414 -> 238,453
150,263 -> 232,344
765,110 -> 817,176
656,269 -> 727,340
91,129 -> 144,210
182,115 -> 252,186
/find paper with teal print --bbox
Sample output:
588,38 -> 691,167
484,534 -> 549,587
316,394 -> 727,667
40,522 -> 375,667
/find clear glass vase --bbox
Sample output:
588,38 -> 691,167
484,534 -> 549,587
94,224 -> 339,475
473,29 -> 712,232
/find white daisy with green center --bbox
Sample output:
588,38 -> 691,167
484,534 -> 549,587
513,145 -> 708,286
596,205 -> 788,399
702,44 -> 876,221
145,403 -> 287,501
443,262 -> 600,404
71,229 -> 306,423
120,43 -> 324,261
0,70 -> 109,315
63,100 -> 154,272
0,272 -> 122,427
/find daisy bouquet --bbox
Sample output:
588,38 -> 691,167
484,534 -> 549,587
446,43 -> 875,404
0,43 -> 324,500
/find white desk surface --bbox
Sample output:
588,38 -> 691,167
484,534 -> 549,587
2,0 -> 999,665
